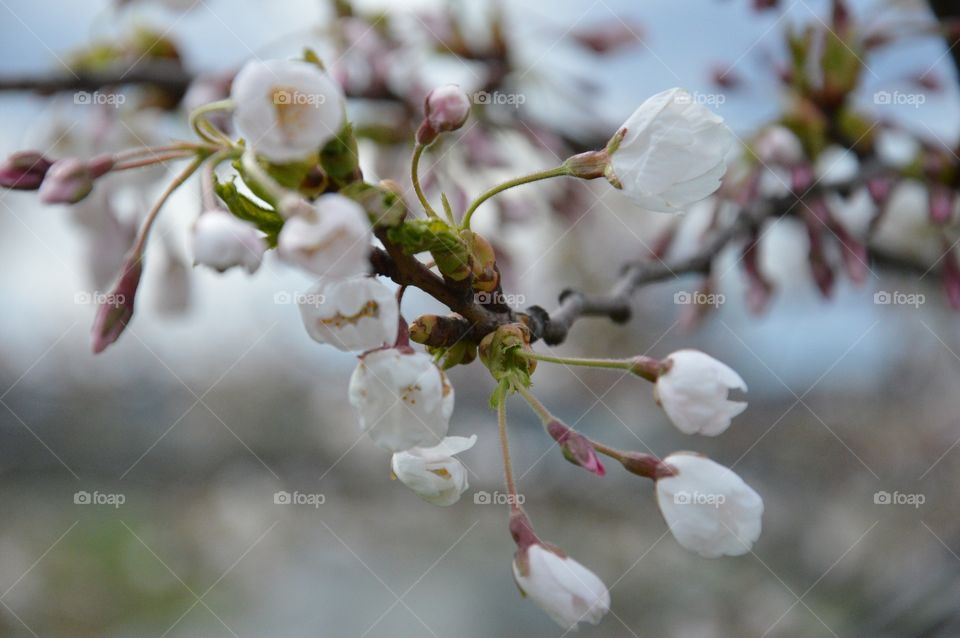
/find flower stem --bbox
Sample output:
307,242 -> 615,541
189,99 -> 235,147
201,149 -> 240,211
130,157 -> 204,259
515,350 -> 663,381
112,151 -> 197,172
497,379 -> 519,508
411,143 -> 439,219
513,383 -> 553,425
460,165 -> 570,229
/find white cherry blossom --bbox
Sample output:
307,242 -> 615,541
655,349 -> 747,436
655,452 -> 763,557
608,87 -> 734,213
348,349 -> 453,452
390,435 -> 476,505
277,194 -> 372,278
231,59 -> 345,162
192,209 -> 267,274
298,277 -> 398,351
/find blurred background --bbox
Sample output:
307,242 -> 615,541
2,0 -> 960,636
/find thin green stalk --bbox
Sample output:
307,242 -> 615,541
515,350 -> 633,371
497,379 -> 518,502
201,149 -> 241,210
411,144 -> 439,219
130,156 -> 204,259
461,165 -> 570,229
189,99 -> 236,147
513,383 -> 553,425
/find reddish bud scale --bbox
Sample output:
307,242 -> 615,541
943,249 -> 960,310
742,232 -> 773,315
546,420 -> 606,477
0,151 -> 54,190
803,204 -> 835,297
928,185 -> 954,225
619,452 -> 675,480
866,176 -> 894,208
91,257 -> 143,354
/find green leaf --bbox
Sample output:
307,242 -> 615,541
339,181 -> 407,227
321,122 -> 361,189
386,219 -> 472,280
213,177 -> 285,247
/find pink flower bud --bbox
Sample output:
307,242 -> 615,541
39,159 -> 96,204
791,164 -> 815,194
0,151 -> 53,190
546,420 -> 605,476
416,85 -> 471,145
571,21 -> 642,54
866,176 -> 894,208
943,249 -> 960,310
91,257 -> 142,354
742,233 -> 773,314
928,184 -> 954,225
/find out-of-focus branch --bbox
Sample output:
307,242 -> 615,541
0,62 -> 193,95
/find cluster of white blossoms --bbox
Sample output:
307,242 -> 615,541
20,48 -> 766,629
209,63 -> 759,628
219,61 -> 471,503
506,348 -> 760,630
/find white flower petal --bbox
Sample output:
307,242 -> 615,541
298,277 -> 398,352
656,453 -> 763,557
655,349 -> 747,436
609,88 -> 734,213
513,545 -> 610,630
232,59 -> 345,163
349,349 -> 453,452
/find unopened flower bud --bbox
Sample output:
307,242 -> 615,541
604,88 -> 734,213
943,248 -> 960,310
655,452 -> 763,557
0,151 -> 53,190
791,164 -> 815,194
417,84 -> 471,145
510,510 -> 610,631
91,256 -> 142,354
929,184 -> 954,225
654,350 -> 747,436
618,452 -> 676,479
192,210 -> 267,274
866,176 -> 894,208
39,158 -> 100,204
545,420 -> 605,476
